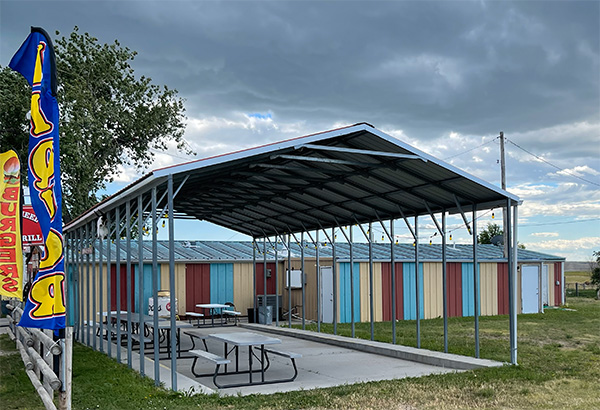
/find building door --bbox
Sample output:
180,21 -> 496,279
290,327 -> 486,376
542,264 -> 549,306
521,265 -> 540,314
320,266 -> 334,323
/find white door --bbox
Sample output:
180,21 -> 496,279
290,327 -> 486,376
521,265 -> 540,314
320,266 -> 334,323
542,264 -> 549,306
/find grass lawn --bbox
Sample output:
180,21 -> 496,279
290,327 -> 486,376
1,297 -> 598,409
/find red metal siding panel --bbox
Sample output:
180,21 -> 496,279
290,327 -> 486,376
185,263 -> 210,312
110,265 -> 135,311
554,262 -> 562,306
381,262 -> 403,321
255,263 -> 277,295
497,263 -> 509,315
447,263 -> 462,317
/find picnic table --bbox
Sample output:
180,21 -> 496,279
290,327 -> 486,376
190,331 -> 301,388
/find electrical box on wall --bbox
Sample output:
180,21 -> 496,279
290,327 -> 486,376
285,269 -> 303,288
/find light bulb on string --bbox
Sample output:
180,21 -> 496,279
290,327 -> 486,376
449,234 -> 453,241
491,212 -> 495,219
162,220 -> 165,228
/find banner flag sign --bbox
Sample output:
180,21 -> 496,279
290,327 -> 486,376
22,205 -> 44,246
0,150 -> 23,300
10,27 -> 65,330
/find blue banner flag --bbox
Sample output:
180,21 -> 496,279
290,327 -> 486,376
10,27 -> 65,330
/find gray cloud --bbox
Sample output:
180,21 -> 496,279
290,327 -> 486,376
2,0 -> 599,260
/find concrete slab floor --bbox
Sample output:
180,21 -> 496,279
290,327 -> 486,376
163,326 -> 459,396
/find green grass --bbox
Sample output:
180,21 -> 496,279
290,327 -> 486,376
1,297 -> 599,409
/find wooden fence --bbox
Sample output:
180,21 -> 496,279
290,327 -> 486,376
5,302 -> 71,410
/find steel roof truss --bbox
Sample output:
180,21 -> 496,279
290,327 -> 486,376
296,144 -> 427,161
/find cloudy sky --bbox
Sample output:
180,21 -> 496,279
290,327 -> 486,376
1,0 -> 599,261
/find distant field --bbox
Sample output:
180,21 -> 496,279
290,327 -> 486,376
565,271 -> 591,284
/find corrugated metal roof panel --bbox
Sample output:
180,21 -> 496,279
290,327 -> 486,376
89,240 -> 563,263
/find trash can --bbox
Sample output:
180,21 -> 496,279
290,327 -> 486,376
258,306 -> 272,325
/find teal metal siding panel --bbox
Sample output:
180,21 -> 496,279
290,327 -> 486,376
339,262 -> 360,323
134,264 -> 159,314
67,265 -> 76,326
461,263 -> 480,316
210,263 -> 234,304
402,263 -> 424,320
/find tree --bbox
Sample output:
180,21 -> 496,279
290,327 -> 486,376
477,222 -> 525,249
0,27 -> 191,220
590,250 -> 600,299
478,223 -> 503,244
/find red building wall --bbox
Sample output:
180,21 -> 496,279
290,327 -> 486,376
446,263 -> 462,317
185,263 -> 211,313
381,262 -> 403,321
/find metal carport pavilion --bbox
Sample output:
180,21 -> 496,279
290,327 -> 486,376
64,122 -> 521,390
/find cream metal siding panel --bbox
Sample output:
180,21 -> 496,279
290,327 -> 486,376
423,263 -> 443,319
373,263 -> 383,322
175,263 -> 186,315
360,263 -> 370,322
233,263 -> 255,315
479,263 -> 498,316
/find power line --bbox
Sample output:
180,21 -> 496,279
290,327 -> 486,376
443,137 -> 499,161
520,217 -> 600,227
506,139 -> 600,187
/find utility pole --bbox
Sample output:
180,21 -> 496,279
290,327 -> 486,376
500,132 -> 508,258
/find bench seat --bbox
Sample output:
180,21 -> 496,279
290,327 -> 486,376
264,348 -> 302,359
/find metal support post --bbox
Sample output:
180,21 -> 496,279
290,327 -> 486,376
126,200 -> 133,368
253,239 -> 257,324
263,236 -> 268,324
350,225 -> 355,338
115,206 -> 121,363
137,195 -> 145,376
301,232 -> 306,329
316,231 -> 321,331
91,220 -> 97,351
473,205 -> 480,358
332,227 -> 338,335
168,174 -> 177,390
391,220 -> 396,344
86,222 -> 91,347
442,212 -> 448,353
98,225 -> 104,353
415,216 -> 420,349
106,211 -> 112,358
287,234 -> 292,328
151,187 -> 160,385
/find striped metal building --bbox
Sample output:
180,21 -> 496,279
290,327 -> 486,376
74,240 -> 564,326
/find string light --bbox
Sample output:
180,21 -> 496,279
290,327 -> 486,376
162,220 -> 165,228
449,234 -> 453,241
491,212 -> 495,219
381,235 -> 385,242
395,239 -> 399,245
429,239 -> 432,245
